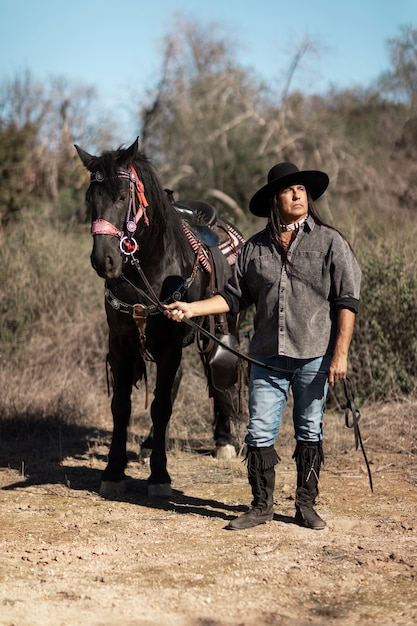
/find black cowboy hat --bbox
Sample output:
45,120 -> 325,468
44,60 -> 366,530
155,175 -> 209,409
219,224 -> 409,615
249,162 -> 329,217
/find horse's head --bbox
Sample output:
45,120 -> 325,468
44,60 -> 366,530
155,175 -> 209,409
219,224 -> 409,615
75,138 -> 150,280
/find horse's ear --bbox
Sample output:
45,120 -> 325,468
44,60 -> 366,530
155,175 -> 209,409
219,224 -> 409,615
74,145 -> 95,170
122,137 -> 140,164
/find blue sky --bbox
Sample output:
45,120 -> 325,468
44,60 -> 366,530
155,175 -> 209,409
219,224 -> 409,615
0,0 -> 416,139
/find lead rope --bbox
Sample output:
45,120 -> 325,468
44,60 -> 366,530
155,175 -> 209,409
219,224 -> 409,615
123,249 -> 373,494
343,378 -> 373,492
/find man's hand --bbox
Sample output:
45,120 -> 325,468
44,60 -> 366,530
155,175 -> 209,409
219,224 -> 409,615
164,301 -> 193,322
328,354 -> 348,386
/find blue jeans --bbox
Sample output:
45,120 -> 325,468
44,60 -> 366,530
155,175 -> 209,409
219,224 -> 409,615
245,354 -> 331,447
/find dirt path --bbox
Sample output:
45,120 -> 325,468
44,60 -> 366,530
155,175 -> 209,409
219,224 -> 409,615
1,417 -> 416,626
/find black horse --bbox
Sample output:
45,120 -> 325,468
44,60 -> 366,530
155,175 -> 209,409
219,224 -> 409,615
75,138 -> 245,497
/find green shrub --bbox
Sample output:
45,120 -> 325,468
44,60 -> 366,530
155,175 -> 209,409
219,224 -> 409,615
350,250 -> 417,401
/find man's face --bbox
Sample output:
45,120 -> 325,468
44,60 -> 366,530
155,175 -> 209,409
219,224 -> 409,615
275,184 -> 308,224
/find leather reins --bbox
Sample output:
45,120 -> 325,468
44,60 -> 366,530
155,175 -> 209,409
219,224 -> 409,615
121,254 -> 374,493
343,378 -> 373,492
90,166 -> 373,494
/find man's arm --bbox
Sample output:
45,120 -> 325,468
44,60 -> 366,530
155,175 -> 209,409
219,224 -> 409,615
163,294 -> 230,322
328,308 -> 356,385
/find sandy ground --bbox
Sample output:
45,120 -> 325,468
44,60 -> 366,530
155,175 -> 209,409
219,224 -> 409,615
1,408 -> 416,626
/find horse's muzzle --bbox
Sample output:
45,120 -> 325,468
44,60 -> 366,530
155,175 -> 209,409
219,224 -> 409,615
91,242 -> 123,280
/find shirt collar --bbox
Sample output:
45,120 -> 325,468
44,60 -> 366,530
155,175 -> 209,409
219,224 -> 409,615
305,214 -> 315,231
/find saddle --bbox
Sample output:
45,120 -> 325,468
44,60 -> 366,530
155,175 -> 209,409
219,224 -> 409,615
166,190 -> 245,391
168,192 -> 244,272
173,198 -> 220,247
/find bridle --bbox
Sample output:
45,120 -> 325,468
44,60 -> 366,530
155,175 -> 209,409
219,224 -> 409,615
90,165 -> 149,257
90,164 -> 202,303
89,164 -> 204,348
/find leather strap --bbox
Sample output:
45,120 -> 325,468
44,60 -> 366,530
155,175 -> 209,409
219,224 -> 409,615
343,378 -> 374,492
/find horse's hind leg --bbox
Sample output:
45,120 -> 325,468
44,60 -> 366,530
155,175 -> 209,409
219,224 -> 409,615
211,386 -> 238,459
199,344 -> 240,458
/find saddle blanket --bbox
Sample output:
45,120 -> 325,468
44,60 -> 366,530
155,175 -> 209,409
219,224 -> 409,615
182,221 -> 245,273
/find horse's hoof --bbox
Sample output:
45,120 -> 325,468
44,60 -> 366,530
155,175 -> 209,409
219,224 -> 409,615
100,480 -> 127,498
147,483 -> 173,498
215,444 -> 237,460
139,447 -> 152,463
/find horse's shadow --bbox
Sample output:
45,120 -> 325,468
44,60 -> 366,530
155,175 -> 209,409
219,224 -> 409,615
105,482 -> 296,526
0,415 -> 296,526
0,415 -> 108,493
105,480 -> 249,522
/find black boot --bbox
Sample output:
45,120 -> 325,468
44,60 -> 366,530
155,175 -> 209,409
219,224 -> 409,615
293,441 -> 326,530
227,445 -> 279,530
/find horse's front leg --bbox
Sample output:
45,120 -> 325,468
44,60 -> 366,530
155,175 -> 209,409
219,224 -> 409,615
147,346 -> 182,498
100,339 -> 135,497
140,364 -> 183,455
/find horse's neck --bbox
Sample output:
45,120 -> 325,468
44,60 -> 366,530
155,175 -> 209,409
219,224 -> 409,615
133,214 -> 189,278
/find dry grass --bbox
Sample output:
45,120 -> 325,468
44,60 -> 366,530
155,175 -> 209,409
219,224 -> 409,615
1,216 -> 416,484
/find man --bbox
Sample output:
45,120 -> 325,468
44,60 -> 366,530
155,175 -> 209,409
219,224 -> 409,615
165,162 -> 361,531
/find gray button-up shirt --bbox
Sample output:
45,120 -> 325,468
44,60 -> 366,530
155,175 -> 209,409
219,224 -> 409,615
220,216 -> 361,359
